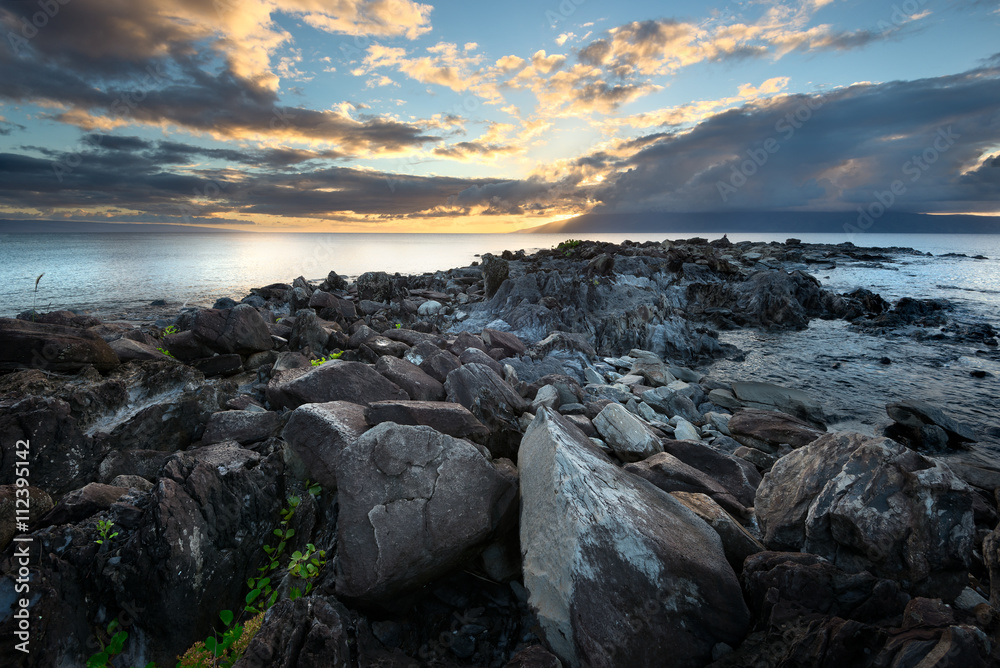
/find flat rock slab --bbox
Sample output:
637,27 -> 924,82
267,359 -> 409,409
335,423 -> 517,601
660,438 -> 761,509
729,381 -> 825,427
519,408 -> 749,668
886,399 -> 977,443
202,410 -> 279,445
669,491 -> 764,573
728,408 -> 824,450
624,452 -> 748,519
281,401 -> 369,489
365,400 -> 489,440
0,318 -> 119,372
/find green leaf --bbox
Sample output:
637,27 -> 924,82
205,636 -> 218,655
86,651 -> 110,668
219,609 -> 234,626
107,619 -> 119,633
290,587 -> 301,600
246,588 -> 261,604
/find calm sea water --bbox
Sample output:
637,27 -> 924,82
1,232 -> 999,319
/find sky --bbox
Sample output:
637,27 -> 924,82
0,0 -> 998,232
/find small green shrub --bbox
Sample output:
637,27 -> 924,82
394,322 -> 402,329
96,519 -> 118,546
557,239 -> 582,251
309,351 -> 342,366
163,325 -> 178,335
157,348 -> 175,358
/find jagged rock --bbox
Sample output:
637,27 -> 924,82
99,449 -> 171,483
39,482 -> 128,526
728,408 -> 824,451
625,452 -> 748,519
365,400 -> 490,440
482,254 -> 510,298
756,431 -> 975,598
288,309 -> 329,354
191,305 -> 273,355
374,355 -> 445,401
201,410 -> 280,445
519,409 -> 749,667
531,384 -> 561,413
885,399 -> 977,450
281,401 -> 369,489
444,363 -> 528,457
405,341 -> 462,383
669,492 -> 764,572
190,353 -> 243,377
672,417 -> 701,442
483,328 -> 527,358
106,443 -> 284,664
449,331 -> 489,356
459,347 -> 505,375
660,439 -> 761,509
356,271 -> 394,303
640,386 -> 701,423
234,596 -> 353,668
733,445 -> 777,471
0,396 -> 102,497
335,423 -> 518,601
592,403 -> 663,462
0,318 -> 119,372
266,360 -> 409,409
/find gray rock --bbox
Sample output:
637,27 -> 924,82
109,337 -> 175,363
335,423 -> 518,601
660,439 -> 761,509
728,408 -> 824,451
281,401 -> 369,489
0,318 -> 120,372
628,349 -> 676,387
459,346 -> 505,376
593,403 -> 663,462
266,359 -> 409,409
672,417 -> 701,442
356,271 -> 394,303
670,492 -> 764,572
733,446 -> 777,471
481,254 -> 510,299
885,399 -> 977,447
482,328 -> 527,358
235,596 -> 352,667
0,485 -> 53,550
201,410 -> 279,445
519,409 -> 749,667
288,310 -> 329,354
756,431 -> 975,598
641,386 -> 701,423
583,368 -> 605,385
729,381 -> 825,427
110,475 -> 154,492
531,384 -> 561,413
365,400 -> 489,440
444,363 -> 528,457
191,304 -> 273,355
40,482 -> 129,526
417,300 -> 443,316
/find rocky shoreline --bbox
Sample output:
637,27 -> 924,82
2,236 -> 999,667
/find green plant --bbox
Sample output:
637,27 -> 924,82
557,239 -> 582,251
163,325 -> 178,335
86,619 -> 128,668
96,519 -> 118,546
287,543 -> 327,600
592,278 -> 600,286
157,347 -> 175,358
309,350 -> 342,366
394,322 -> 402,329
176,610 -> 264,668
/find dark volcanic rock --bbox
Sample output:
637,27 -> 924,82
0,484 -> 53,549
281,401 -> 369,489
482,253 -> 510,299
366,400 -> 490,440
356,271 -> 394,303
885,399 -> 977,450
107,443 -> 284,665
234,596 -> 353,668
660,439 -> 761,509
266,360 -> 409,409
0,396 -> 101,497
482,328 -> 527,358
625,452 -> 749,519
374,355 -> 445,401
191,304 -> 273,355
519,409 -> 749,667
335,423 -> 518,601
39,482 -> 128,526
728,408 -> 825,450
444,363 -> 528,458
0,317 -> 119,372
756,431 -> 974,598
201,410 -> 280,445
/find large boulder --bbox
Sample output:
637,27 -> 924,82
356,271 -> 394,303
592,403 -> 663,462
365,400 -> 489,440
481,253 -> 510,298
374,355 -> 445,401
335,423 -> 518,601
660,439 -> 761,509
0,318 -> 119,372
885,399 -> 977,450
756,431 -> 975,598
233,596 -> 353,668
191,305 -> 273,355
628,349 -> 676,387
728,381 -> 826,427
519,409 -> 749,667
266,360 -> 409,409
201,410 -> 280,445
281,401 -> 369,489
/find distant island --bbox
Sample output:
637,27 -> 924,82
0,220 -> 240,234
529,211 -> 1000,235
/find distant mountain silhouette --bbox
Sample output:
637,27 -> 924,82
528,211 -> 1000,235
0,220 -> 238,233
